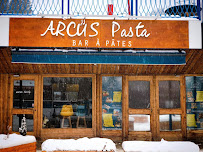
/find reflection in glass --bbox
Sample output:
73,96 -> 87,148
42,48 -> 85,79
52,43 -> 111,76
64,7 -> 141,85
102,77 -> 122,130
159,81 -> 180,109
186,76 -> 203,130
129,115 -> 150,131
129,81 -> 150,109
159,114 -> 181,131
43,77 -> 92,128
12,114 -> 33,132
13,80 -> 35,109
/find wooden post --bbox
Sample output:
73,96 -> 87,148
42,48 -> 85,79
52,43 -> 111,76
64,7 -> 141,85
0,74 -> 2,133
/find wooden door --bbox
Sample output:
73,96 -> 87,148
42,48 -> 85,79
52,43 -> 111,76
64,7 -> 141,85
125,76 -> 155,140
155,76 -> 186,140
9,75 -> 39,136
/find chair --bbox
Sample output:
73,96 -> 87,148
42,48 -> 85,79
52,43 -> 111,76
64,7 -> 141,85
60,105 -> 73,128
76,105 -> 87,128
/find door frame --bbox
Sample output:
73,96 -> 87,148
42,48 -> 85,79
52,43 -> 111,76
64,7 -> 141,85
9,75 -> 39,136
124,76 -> 156,140
155,76 -> 186,140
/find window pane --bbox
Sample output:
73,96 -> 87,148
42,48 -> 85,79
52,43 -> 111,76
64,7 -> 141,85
13,80 -> 35,109
159,81 -> 180,109
186,76 -> 203,130
102,76 -> 122,130
129,115 -> 150,131
12,114 -> 33,132
129,81 -> 150,109
159,114 -> 181,131
43,77 -> 92,128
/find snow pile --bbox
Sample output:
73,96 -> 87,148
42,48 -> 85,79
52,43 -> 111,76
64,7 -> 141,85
0,133 -> 36,149
122,139 -> 200,152
42,137 -> 116,151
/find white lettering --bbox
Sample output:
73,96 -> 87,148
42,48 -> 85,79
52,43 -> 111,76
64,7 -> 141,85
111,39 -> 115,47
41,20 -> 55,36
128,41 -> 132,47
78,40 -> 82,46
106,40 -> 109,46
55,21 -> 66,36
67,21 -> 77,37
136,22 -> 150,37
89,22 -> 99,37
77,22 -> 87,37
72,40 -> 76,46
85,40 -> 88,46
117,40 -> 120,46
112,21 -> 120,37
122,41 -> 126,47
96,38 -> 100,46
121,27 -> 133,38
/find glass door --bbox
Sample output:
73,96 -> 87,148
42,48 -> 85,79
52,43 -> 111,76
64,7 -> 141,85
10,75 -> 38,136
127,76 -> 155,140
156,76 -> 185,140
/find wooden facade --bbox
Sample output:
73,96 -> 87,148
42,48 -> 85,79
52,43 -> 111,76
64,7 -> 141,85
0,48 -> 203,142
0,49 -> 202,75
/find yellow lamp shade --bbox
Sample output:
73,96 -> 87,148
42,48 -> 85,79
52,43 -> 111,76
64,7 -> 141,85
60,105 -> 73,117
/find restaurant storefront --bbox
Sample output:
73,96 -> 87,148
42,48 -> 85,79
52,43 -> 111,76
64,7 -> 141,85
0,17 -> 202,142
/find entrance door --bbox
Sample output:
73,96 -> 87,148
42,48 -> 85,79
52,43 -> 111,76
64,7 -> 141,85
126,76 -> 155,140
9,75 -> 39,136
155,76 -> 186,140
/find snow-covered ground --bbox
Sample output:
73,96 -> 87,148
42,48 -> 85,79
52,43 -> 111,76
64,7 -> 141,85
0,133 -> 36,149
37,143 -> 203,152
122,139 -> 200,152
42,137 -> 116,151
1,134 -> 201,152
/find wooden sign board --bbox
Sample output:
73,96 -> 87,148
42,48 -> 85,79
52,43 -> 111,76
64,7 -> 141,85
9,18 -> 189,49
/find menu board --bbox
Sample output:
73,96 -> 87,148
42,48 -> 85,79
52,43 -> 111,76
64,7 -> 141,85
102,77 -> 122,130
186,76 -> 203,130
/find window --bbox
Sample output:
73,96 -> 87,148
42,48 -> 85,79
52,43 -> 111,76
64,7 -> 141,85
129,81 -> 150,109
186,76 -> 203,130
102,76 -> 122,130
43,77 -> 92,128
12,114 -> 33,132
159,114 -> 181,131
13,80 -> 34,109
129,115 -> 150,131
159,81 -> 180,109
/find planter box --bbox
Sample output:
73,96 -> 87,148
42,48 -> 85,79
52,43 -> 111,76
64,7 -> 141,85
0,142 -> 36,152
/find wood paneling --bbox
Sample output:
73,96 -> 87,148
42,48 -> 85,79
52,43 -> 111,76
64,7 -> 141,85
160,132 -> 183,141
128,132 -> 152,141
0,142 -> 36,152
0,74 -> 2,133
0,74 -> 10,134
0,49 -> 202,75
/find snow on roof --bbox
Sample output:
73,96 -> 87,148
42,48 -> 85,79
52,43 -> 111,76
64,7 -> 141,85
12,48 -> 185,54
42,137 -> 116,151
0,134 -> 36,149
122,139 -> 200,152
